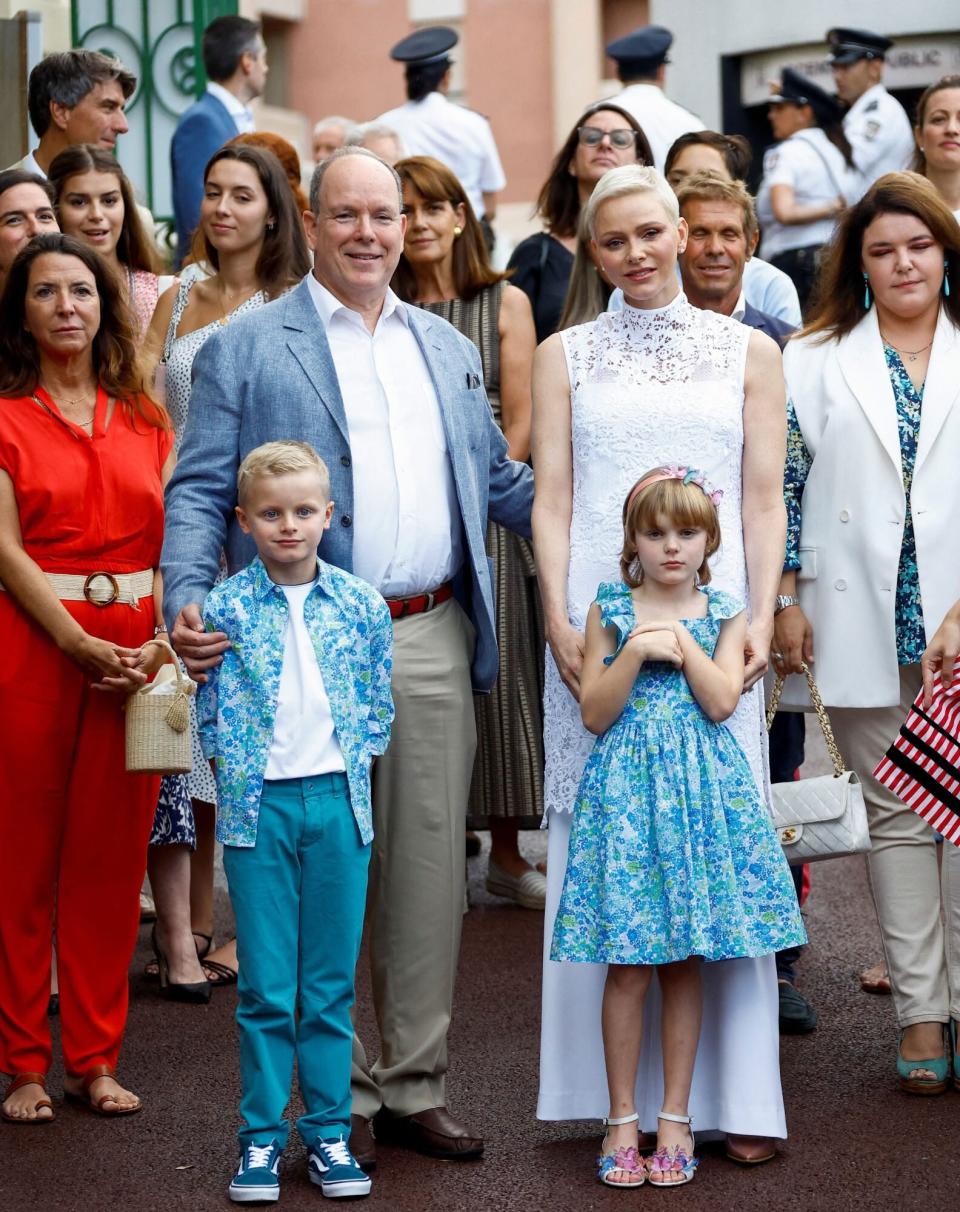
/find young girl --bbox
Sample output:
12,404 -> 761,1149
551,466 -> 806,1189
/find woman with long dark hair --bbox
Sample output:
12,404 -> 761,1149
48,145 -> 169,335
506,102 -> 653,342
777,172 -> 960,1093
0,234 -> 173,1120
393,155 -> 545,906
142,143 -> 310,997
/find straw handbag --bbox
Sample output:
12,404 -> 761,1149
766,662 -> 870,865
125,639 -> 196,774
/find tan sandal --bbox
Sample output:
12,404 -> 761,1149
2,1072 -> 54,1124
64,1064 -> 142,1117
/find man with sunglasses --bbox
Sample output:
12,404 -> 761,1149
605,24 -> 704,172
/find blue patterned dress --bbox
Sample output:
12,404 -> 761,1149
551,583 -> 806,966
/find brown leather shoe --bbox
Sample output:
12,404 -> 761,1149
350,1114 -> 377,1173
373,1106 -> 484,1159
725,1134 -> 776,1164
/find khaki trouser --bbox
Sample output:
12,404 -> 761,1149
831,665 -> 960,1026
351,598 -> 477,1117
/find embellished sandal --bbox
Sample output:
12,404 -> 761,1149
597,1111 -> 645,1188
64,1065 -> 143,1116
2,1073 -> 54,1124
897,1029 -> 950,1095
648,1111 -> 698,1188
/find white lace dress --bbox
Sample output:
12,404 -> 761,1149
538,292 -> 787,1139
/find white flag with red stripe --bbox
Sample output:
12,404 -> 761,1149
874,672 -> 960,847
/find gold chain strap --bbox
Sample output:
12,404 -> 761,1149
765,661 -> 845,778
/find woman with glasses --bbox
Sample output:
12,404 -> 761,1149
506,103 -> 653,342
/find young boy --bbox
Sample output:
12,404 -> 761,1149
197,441 -> 393,1203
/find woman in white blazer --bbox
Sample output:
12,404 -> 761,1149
775,172 -> 960,1094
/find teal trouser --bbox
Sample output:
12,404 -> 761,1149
223,772 -> 370,1149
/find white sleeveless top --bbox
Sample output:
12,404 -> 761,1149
543,291 -> 769,817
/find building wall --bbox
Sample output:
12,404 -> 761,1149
652,0 -> 960,129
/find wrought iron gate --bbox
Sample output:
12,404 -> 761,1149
71,1 -> 236,225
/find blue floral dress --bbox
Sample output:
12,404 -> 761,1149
551,583 -> 806,966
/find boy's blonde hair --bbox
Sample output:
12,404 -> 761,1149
620,468 -> 721,587
237,440 -> 331,506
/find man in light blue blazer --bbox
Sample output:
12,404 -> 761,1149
171,15 -> 267,264
163,147 -> 533,1169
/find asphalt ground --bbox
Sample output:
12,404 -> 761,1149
5,744 -> 960,1211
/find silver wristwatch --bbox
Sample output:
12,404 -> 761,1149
774,595 -> 800,615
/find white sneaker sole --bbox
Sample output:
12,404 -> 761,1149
228,1181 -> 280,1203
308,1170 -> 372,1198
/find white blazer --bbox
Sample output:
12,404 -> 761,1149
781,306 -> 960,708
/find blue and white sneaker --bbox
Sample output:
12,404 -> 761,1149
228,1140 -> 282,1203
307,1136 -> 372,1199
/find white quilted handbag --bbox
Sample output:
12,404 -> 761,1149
766,663 -> 871,865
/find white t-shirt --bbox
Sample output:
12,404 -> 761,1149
264,579 -> 345,781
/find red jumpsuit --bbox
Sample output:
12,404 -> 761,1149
0,387 -> 172,1080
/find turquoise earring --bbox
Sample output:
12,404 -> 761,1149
863,272 -> 871,309
945,261 -> 951,298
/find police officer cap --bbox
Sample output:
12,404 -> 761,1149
390,26 -> 458,66
606,25 -> 673,73
827,28 -> 894,65
769,68 -> 843,125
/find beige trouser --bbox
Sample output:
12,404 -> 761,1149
351,598 -> 477,1117
831,664 -> 960,1026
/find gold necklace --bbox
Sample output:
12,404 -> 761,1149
880,331 -> 934,363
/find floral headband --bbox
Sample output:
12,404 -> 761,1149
626,465 -> 724,513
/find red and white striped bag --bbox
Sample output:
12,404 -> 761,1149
873,672 -> 960,847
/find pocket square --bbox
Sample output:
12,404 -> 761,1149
466,372 -> 482,389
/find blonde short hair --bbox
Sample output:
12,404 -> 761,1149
237,440 -> 331,506
584,164 -> 679,240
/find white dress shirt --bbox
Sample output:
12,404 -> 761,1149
306,274 -> 463,597
609,82 -> 705,173
843,83 -> 914,200
206,81 -> 255,134
264,579 -> 345,780
375,92 -> 505,218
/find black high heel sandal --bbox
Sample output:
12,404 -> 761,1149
151,925 -> 211,1004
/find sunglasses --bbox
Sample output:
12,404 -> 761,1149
577,126 -> 636,149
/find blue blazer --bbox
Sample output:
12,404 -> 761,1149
171,91 -> 238,263
160,278 -> 534,691
741,301 -> 795,350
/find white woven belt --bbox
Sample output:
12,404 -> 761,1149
0,568 -> 154,607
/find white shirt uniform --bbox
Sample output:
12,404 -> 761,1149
608,82 -> 704,172
843,83 -> 914,200
264,578 -> 346,781
306,274 -> 463,598
375,91 -> 505,218
757,128 -> 856,260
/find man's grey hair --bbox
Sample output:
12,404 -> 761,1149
344,122 -> 408,158
313,114 -> 356,138
28,50 -> 136,139
309,146 -> 403,215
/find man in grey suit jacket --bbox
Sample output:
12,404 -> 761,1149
162,147 -> 533,1168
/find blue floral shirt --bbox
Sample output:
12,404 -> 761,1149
197,556 -> 394,847
784,346 -> 924,665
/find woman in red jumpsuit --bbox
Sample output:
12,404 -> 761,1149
0,233 -> 174,1121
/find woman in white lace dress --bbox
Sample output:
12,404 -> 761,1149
532,166 -> 789,1161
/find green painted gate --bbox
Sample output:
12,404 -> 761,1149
70,1 -> 237,230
